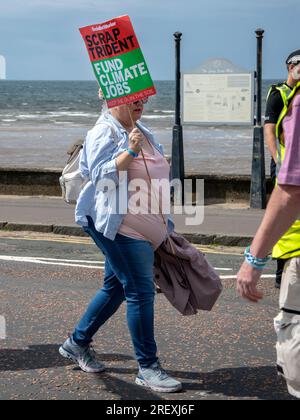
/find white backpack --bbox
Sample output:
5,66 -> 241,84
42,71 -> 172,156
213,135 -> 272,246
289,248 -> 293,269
59,121 -> 118,205
59,139 -> 85,205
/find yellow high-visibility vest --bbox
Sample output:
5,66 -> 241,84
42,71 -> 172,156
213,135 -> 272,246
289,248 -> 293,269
273,81 -> 300,260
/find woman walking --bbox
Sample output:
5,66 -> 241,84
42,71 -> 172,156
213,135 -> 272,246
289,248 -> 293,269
59,97 -> 182,393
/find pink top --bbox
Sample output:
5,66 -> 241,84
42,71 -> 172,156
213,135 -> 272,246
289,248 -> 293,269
118,145 -> 171,250
279,92 -> 300,186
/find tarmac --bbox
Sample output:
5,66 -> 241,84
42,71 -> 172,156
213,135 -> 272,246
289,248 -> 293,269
0,196 -> 295,401
0,234 -> 293,400
0,195 -> 265,246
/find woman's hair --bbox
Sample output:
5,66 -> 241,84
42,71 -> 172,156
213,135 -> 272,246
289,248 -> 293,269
98,87 -> 109,116
100,99 -> 109,116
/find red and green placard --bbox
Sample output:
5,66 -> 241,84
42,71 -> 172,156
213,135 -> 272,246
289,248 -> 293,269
79,15 -> 156,108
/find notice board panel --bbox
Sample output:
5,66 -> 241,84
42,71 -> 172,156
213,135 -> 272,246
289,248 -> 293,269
183,73 -> 254,125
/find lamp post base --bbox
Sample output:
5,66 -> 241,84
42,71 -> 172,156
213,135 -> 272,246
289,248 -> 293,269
250,126 -> 267,209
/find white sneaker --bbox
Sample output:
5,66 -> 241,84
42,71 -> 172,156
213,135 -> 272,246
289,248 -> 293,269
136,362 -> 182,393
59,337 -> 105,373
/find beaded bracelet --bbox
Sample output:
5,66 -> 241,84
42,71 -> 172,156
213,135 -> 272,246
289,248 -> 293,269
244,246 -> 271,270
127,148 -> 139,158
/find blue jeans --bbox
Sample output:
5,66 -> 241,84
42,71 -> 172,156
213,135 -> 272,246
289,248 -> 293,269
72,216 -> 158,368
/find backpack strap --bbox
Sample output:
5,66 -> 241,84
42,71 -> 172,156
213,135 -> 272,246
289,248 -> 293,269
66,139 -> 84,164
66,120 -> 119,164
67,139 -> 84,155
94,120 -> 119,144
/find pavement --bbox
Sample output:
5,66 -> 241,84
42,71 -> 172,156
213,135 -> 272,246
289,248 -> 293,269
0,233 -> 294,400
0,195 -> 265,246
0,196 -> 294,401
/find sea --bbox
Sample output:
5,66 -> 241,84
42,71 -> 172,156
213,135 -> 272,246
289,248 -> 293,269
0,80 -> 280,175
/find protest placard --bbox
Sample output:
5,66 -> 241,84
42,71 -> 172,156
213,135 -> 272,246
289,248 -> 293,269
79,15 -> 156,108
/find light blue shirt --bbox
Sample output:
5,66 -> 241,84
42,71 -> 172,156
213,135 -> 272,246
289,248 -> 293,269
75,112 -> 174,241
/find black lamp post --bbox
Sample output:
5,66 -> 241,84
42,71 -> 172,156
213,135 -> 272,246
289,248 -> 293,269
250,28 -> 267,209
172,32 -> 185,193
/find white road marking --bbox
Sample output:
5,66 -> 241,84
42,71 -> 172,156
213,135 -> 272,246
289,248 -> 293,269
220,275 -> 275,280
0,255 -> 103,269
25,257 -> 104,265
0,255 -> 276,279
0,316 -> 6,340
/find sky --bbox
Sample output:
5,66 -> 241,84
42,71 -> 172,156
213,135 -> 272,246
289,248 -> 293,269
0,0 -> 299,81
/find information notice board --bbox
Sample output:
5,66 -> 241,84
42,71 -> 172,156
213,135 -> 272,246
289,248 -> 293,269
183,73 -> 254,126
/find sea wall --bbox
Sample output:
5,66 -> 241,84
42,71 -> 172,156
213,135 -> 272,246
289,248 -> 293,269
0,167 -> 273,203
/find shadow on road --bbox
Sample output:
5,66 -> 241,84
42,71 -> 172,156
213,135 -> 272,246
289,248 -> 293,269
103,365 -> 293,400
0,344 -> 293,400
171,366 -> 293,400
0,344 -> 133,372
0,344 -> 70,371
99,373 -> 164,401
